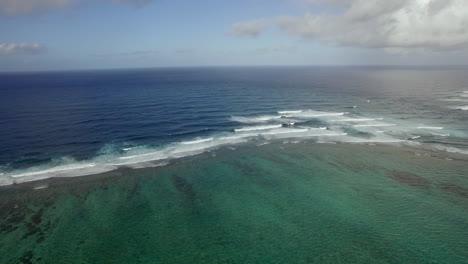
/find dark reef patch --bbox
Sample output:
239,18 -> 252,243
388,170 -> 430,188
172,174 -> 195,202
438,183 -> 468,198
18,250 -> 33,264
229,160 -> 258,174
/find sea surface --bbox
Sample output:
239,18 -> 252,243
0,66 -> 467,263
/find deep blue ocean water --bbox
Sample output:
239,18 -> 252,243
1,66 -> 468,185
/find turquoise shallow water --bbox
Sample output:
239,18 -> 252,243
1,142 -> 467,264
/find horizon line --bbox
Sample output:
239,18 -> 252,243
2,64 -> 468,74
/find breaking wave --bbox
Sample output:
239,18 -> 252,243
1,109 -> 467,186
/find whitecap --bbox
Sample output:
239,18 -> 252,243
231,115 -> 282,123
260,128 -> 309,135
440,98 -> 468,102
433,145 -> 468,155
33,185 -> 48,190
235,124 -> 282,132
10,163 -> 98,178
180,138 -> 213,145
417,126 -> 444,130
332,118 -> 383,122
353,123 -> 396,127
283,110 -> 347,118
449,106 -> 468,110
278,110 -> 302,114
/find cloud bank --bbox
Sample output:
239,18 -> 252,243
228,19 -> 270,38
278,0 -> 468,51
0,0 -> 72,15
0,0 -> 154,15
230,0 -> 468,52
0,43 -> 46,55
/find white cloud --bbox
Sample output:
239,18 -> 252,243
0,0 -> 154,15
0,43 -> 46,55
0,0 -> 72,15
279,0 -> 468,51
228,19 -> 270,38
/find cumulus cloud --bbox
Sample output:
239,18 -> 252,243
228,19 -> 270,38
0,0 -> 72,15
279,0 -> 468,51
0,0 -> 154,15
0,43 -> 46,55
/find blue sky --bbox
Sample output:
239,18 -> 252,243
1,0 -> 468,71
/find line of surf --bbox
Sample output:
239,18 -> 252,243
231,115 -> 282,123
2,109 -> 466,187
354,123 -> 396,127
235,124 -> 283,132
332,118 -> 383,122
417,126 -> 444,130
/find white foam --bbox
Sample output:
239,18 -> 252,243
116,135 -> 250,166
4,162 -> 116,186
118,150 -> 165,161
317,141 -> 337,144
10,163 -> 98,178
417,126 -> 444,130
433,145 -> 468,155
260,128 -> 309,135
441,98 -> 468,102
317,133 -> 348,137
231,115 -> 282,123
278,110 -> 302,114
235,124 -> 282,132
219,134 -> 254,141
332,118 -> 383,122
284,110 -> 347,118
181,138 -> 213,144
353,123 -> 396,127
433,133 -> 450,137
450,106 -> 468,110
341,137 -> 404,143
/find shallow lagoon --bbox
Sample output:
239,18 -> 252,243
1,142 -> 467,264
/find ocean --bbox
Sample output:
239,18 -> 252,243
0,66 -> 467,263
